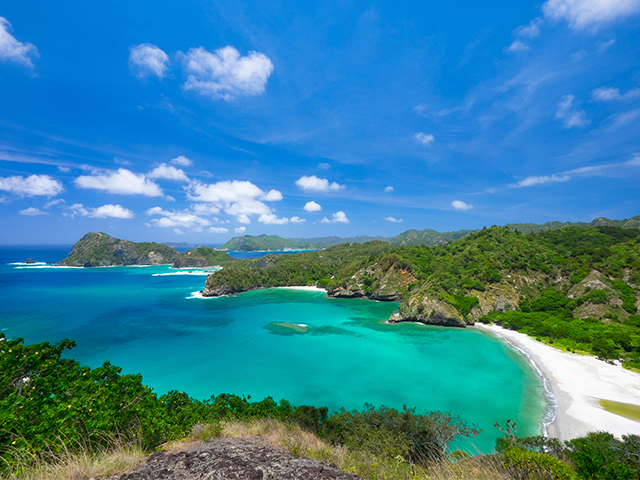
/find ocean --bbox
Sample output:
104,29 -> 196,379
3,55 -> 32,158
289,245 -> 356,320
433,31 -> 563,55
0,245 -> 547,453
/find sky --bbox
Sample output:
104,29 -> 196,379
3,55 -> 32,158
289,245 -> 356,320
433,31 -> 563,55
1,0 -> 640,244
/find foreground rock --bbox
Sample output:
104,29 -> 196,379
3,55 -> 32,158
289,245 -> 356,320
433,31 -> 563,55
111,437 -> 364,480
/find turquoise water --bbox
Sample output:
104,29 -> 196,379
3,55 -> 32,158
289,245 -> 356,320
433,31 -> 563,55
0,246 -> 546,453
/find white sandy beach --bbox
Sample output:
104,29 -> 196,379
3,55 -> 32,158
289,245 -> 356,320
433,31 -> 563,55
275,286 -> 327,292
475,323 -> 640,441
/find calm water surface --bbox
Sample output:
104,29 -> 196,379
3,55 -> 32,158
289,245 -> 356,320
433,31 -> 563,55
0,246 -> 546,453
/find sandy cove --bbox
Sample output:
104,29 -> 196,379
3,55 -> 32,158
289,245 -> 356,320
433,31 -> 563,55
475,323 -> 640,441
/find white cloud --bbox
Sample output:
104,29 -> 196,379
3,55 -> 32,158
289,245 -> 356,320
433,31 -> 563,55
70,203 -> 134,219
542,0 -> 640,30
0,17 -> 39,68
129,43 -> 170,79
384,216 -> 403,223
57,166 -> 72,173
165,195 -> 176,202
192,203 -> 221,216
290,216 -> 306,224
182,45 -> 274,101
235,226 -> 246,234
258,213 -> 289,225
555,95 -> 590,128
513,174 -> 571,187
170,155 -> 193,167
516,17 -> 543,38
320,211 -> 350,224
148,163 -> 190,182
598,39 -> 616,51
187,179 -> 284,223
451,200 -> 474,211
173,228 -> 184,235
415,132 -> 435,146
295,175 -> 345,192
303,201 -> 322,212
591,86 -> 640,101
19,207 -> 47,216
505,40 -> 530,53
44,199 -> 65,209
75,168 -> 163,196
384,186 -> 394,193
209,227 -> 229,233
146,207 -> 210,230
0,174 -> 64,197
510,155 -> 640,188
262,189 -> 283,201
318,162 -> 330,170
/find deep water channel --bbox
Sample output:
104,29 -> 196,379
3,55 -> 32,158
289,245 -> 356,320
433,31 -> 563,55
0,246 -> 546,453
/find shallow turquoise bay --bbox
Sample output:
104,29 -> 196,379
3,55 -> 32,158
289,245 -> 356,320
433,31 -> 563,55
0,248 -> 546,453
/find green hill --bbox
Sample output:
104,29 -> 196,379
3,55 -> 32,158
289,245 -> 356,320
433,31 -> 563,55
173,247 -> 235,268
57,232 -> 179,267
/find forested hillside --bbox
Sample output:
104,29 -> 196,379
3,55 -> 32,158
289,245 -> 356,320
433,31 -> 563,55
204,226 -> 640,368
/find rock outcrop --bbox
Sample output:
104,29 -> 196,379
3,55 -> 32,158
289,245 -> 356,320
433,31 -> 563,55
113,437 -> 364,480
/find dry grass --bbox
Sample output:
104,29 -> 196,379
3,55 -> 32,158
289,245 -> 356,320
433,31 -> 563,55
4,419 -> 512,480
208,418 -> 511,480
2,442 -> 145,480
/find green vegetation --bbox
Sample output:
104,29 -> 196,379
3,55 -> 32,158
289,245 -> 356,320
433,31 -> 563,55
599,399 -> 640,422
172,246 -> 235,268
205,226 -> 640,366
220,234 -> 301,251
58,232 -> 178,267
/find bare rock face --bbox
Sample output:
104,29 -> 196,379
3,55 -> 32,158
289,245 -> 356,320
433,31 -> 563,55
392,293 -> 467,327
327,263 -> 416,303
112,437 -> 365,480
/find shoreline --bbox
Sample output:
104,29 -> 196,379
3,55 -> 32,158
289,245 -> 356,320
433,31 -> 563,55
475,323 -> 640,441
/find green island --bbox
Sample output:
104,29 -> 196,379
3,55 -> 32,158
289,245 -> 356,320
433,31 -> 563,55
8,219 -> 640,479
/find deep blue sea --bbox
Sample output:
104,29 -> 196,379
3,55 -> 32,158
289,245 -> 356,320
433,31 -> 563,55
0,245 -> 546,453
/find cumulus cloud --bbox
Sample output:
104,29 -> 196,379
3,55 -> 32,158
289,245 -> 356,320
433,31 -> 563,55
209,227 -> 229,233
384,186 -> 394,193
44,199 -> 65,209
303,201 -> 322,212
182,46 -> 274,101
451,200 -> 474,211
290,216 -> 306,224
384,216 -> 403,223
192,203 -> 221,216
69,203 -> 134,219
320,211 -> 349,224
235,226 -> 246,234
591,86 -> 640,102
258,213 -> 289,225
148,163 -> 189,182
0,174 -> 64,197
129,43 -> 170,79
543,0 -> 640,30
173,228 -> 184,235
171,155 -> 193,166
555,95 -> 590,128
415,132 -> 435,146
146,206 -> 210,230
505,40 -> 530,53
295,175 -> 345,192
0,17 -> 39,68
186,179 -> 282,223
75,168 -> 163,196
19,207 -> 47,216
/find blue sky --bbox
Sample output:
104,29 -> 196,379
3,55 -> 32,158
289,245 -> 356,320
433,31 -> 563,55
1,0 -> 639,244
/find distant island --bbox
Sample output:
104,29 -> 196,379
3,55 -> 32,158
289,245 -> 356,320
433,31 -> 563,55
57,232 -> 232,268
218,215 -> 640,252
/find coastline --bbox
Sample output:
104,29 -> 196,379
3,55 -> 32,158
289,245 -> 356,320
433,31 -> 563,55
475,323 -> 640,442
